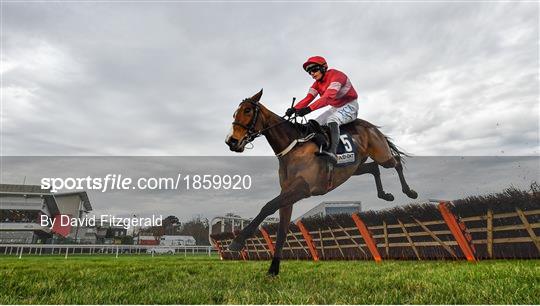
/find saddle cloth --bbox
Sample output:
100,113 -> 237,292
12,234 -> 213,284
298,120 -> 358,167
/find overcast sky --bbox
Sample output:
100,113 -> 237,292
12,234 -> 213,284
2,2 -> 538,156
1,2 -> 539,221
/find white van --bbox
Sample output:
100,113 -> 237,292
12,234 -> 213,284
160,235 -> 196,246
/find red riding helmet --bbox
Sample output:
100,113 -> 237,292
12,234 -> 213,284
303,56 -> 327,71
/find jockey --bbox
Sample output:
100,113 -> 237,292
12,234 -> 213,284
286,56 -> 359,165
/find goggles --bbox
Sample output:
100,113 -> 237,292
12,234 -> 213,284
306,64 -> 322,74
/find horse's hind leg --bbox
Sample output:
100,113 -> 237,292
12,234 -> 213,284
380,156 -> 418,199
355,162 -> 394,201
395,156 -> 418,199
364,127 -> 417,199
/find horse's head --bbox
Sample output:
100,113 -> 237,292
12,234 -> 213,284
225,89 -> 264,152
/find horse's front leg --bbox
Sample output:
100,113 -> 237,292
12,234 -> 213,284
268,205 -> 293,276
228,178 -> 310,252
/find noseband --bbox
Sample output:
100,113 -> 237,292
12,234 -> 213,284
232,100 -> 262,143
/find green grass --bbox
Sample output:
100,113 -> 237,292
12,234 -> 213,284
0,255 -> 539,304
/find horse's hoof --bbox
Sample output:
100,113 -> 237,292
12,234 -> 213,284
267,258 -> 280,276
405,189 -> 418,199
267,263 -> 279,277
228,240 -> 244,252
378,192 -> 394,201
267,270 -> 279,277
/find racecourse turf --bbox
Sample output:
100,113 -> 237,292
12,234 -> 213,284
0,255 -> 538,304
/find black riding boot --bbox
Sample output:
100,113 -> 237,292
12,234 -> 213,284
321,122 -> 339,165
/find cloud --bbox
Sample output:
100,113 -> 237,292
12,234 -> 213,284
1,2 -> 538,157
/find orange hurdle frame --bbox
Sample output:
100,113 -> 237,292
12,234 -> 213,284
438,201 -> 476,262
212,238 -> 224,260
260,227 -> 275,255
296,220 -> 320,261
352,213 -> 382,262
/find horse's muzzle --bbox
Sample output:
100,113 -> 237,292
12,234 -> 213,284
225,137 -> 245,152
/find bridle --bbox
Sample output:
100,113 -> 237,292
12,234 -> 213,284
232,100 -> 262,143
232,100 -> 294,145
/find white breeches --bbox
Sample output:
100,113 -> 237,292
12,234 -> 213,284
315,100 -> 358,126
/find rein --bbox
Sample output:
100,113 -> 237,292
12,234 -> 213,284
254,116 -> 292,137
232,100 -> 296,144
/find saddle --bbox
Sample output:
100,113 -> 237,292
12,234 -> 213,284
294,120 -> 358,166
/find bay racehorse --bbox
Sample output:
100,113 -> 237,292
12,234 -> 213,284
225,89 -> 417,276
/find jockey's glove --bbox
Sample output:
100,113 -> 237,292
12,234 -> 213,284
296,107 -> 312,117
285,107 -> 296,117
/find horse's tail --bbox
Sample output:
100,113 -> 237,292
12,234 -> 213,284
385,136 -> 410,159
355,118 -> 410,160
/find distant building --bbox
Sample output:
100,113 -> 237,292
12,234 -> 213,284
134,230 -> 160,245
97,221 -> 128,244
73,226 -> 98,244
54,192 -> 93,243
296,201 -> 362,221
0,184 -> 93,244
210,215 -> 278,235
0,184 -> 59,243
107,225 -> 128,238
134,235 -> 159,245
96,226 -> 108,243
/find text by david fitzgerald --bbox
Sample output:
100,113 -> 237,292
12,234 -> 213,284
41,215 -> 162,230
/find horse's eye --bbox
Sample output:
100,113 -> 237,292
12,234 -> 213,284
244,108 -> 252,114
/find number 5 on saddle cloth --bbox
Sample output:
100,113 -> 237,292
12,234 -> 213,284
300,120 -> 358,167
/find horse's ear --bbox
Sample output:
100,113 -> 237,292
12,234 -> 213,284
251,88 -> 263,103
